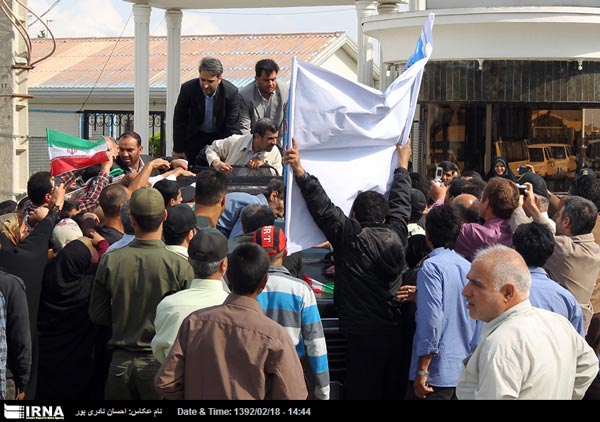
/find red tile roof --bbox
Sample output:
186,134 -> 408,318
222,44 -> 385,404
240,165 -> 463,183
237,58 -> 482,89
29,32 -> 350,89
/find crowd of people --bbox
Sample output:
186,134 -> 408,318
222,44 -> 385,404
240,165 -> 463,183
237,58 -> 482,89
0,55 -> 599,401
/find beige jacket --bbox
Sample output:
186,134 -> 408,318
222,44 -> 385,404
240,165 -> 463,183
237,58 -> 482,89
588,215 -> 600,313
544,232 -> 600,332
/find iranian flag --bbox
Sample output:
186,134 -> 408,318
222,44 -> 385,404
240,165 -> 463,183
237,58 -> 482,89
47,129 -> 109,175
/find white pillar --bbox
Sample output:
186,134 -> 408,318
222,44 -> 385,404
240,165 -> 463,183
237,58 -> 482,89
355,1 -> 378,87
378,2 -> 399,14
165,9 -> 182,156
408,0 -> 426,11
377,2 -> 400,91
133,4 -> 151,152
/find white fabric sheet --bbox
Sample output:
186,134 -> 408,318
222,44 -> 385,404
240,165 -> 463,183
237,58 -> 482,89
285,14 -> 434,253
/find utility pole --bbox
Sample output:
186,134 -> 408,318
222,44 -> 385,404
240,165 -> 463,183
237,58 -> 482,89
0,0 -> 30,199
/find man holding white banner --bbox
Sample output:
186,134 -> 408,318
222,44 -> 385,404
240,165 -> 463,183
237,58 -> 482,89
285,139 -> 411,400
283,14 -> 434,399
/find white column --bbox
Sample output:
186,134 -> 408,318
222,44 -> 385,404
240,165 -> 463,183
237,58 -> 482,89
355,1 -> 378,87
133,4 -> 151,152
377,2 -> 400,91
408,0 -> 426,11
378,2 -> 399,14
165,9 -> 182,156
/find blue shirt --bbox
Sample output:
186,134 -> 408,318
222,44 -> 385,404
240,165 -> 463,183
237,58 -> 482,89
201,91 -> 217,133
217,192 -> 268,239
528,266 -> 585,336
410,247 -> 480,387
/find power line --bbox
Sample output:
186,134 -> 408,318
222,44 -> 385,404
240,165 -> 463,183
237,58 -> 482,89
28,0 -> 62,27
78,11 -> 132,112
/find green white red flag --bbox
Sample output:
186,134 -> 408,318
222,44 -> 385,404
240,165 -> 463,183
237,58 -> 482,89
46,129 -> 109,175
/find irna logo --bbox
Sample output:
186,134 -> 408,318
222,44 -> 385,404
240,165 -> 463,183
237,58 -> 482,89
4,404 -> 64,420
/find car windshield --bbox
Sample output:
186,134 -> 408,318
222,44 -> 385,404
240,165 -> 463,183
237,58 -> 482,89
529,148 -> 544,162
551,146 -> 566,159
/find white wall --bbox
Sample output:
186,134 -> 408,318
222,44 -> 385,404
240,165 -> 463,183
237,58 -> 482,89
321,49 -> 359,82
428,0 -> 600,8
365,7 -> 600,63
29,110 -> 80,138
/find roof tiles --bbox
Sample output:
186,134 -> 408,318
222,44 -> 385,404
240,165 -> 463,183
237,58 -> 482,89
29,32 -> 348,90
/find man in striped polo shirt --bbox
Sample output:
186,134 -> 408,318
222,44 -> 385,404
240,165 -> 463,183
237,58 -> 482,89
253,225 -> 330,400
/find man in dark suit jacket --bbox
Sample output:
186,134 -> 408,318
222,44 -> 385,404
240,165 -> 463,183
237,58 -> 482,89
172,57 -> 241,166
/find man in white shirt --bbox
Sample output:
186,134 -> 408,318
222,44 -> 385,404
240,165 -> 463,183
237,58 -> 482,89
151,229 -> 229,363
457,244 -> 598,400
205,118 -> 282,176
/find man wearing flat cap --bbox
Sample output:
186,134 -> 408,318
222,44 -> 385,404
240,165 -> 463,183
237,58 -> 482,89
152,229 -> 229,363
89,187 -> 194,400
511,172 -> 556,233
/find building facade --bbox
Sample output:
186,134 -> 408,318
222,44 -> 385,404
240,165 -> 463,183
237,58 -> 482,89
365,1 -> 600,175
28,32 -> 362,173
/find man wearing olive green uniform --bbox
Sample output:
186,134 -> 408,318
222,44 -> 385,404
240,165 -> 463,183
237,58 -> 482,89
89,187 -> 194,400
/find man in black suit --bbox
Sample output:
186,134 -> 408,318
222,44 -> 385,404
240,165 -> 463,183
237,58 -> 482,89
172,57 -> 241,166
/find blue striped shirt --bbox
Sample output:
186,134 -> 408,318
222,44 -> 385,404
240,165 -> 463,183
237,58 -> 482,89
258,266 -> 330,400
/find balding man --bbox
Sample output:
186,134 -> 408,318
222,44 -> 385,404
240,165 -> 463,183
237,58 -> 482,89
453,178 -> 519,261
451,194 -> 480,224
457,245 -> 598,400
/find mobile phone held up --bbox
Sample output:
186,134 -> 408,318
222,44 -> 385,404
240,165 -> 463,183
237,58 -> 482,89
516,184 -> 527,195
434,166 -> 443,185
517,166 -> 531,175
54,176 -> 62,187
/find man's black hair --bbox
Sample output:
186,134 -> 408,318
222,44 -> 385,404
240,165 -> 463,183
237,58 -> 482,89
255,59 -> 279,77
513,222 -> 555,267
27,171 -> 52,206
263,178 -> 285,201
195,169 -> 228,206
226,243 -> 270,295
118,131 -> 142,146
241,204 -> 275,234
570,176 -> 600,212
352,191 -> 388,224
561,196 -> 598,236
425,205 -> 462,249
99,183 -> 129,217
154,179 -> 180,208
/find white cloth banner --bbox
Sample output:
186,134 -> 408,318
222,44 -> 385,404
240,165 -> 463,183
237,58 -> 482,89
285,13 -> 434,253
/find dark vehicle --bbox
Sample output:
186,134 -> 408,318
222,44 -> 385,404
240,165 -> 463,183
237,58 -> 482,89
187,164 -> 280,195
301,248 -> 346,399
180,165 -> 347,399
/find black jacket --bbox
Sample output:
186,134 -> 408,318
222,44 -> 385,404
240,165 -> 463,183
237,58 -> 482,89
0,214 -> 54,398
0,269 -> 31,395
296,167 -> 411,334
114,154 -> 161,176
172,78 -> 241,154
